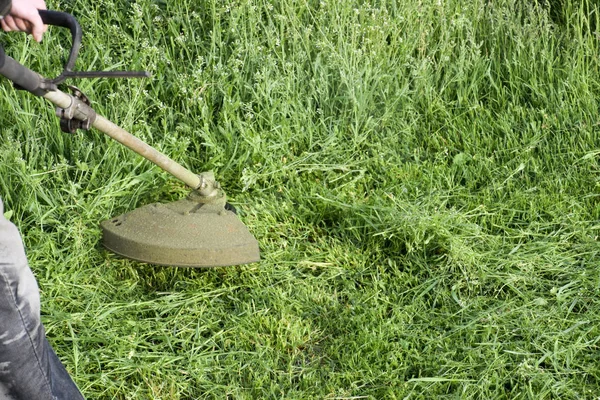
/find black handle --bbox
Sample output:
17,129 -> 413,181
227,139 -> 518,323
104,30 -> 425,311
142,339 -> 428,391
39,10 -> 82,79
0,44 -> 46,95
39,10 -> 149,83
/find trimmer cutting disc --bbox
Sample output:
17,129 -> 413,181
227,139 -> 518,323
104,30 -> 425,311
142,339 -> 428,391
101,196 -> 260,267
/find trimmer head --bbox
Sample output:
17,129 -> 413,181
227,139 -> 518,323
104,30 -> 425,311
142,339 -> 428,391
101,176 -> 260,267
101,197 -> 260,267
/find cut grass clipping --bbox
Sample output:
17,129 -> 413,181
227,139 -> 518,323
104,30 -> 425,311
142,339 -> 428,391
0,0 -> 599,398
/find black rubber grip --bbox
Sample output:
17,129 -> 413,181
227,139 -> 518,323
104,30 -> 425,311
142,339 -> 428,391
0,45 -> 45,95
39,9 -> 79,30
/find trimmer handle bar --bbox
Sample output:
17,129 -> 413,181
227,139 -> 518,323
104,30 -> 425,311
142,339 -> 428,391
0,10 -> 149,95
39,10 -> 82,85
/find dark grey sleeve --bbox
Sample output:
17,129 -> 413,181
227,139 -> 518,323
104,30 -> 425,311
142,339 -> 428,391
0,0 -> 11,18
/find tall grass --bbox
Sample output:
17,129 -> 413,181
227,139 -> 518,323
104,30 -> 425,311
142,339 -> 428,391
1,0 -> 599,398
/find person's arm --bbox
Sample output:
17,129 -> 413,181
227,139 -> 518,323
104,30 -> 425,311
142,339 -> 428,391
0,0 -> 47,42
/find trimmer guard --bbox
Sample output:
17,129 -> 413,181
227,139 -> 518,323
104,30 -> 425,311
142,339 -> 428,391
101,197 -> 260,267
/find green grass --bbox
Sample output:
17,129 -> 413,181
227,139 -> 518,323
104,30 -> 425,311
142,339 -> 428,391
1,0 -> 599,398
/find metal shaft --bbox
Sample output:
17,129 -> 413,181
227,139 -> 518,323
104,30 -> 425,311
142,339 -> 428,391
43,89 -> 202,189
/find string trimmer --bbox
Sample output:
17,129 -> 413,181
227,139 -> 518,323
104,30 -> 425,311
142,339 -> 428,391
0,11 -> 260,267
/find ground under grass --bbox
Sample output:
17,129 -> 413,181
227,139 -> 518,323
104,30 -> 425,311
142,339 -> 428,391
0,0 -> 599,398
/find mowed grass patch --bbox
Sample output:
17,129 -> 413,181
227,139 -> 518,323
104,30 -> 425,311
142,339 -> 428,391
0,0 -> 599,398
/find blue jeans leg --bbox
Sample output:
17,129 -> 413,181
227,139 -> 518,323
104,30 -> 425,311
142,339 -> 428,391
0,199 -> 84,400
